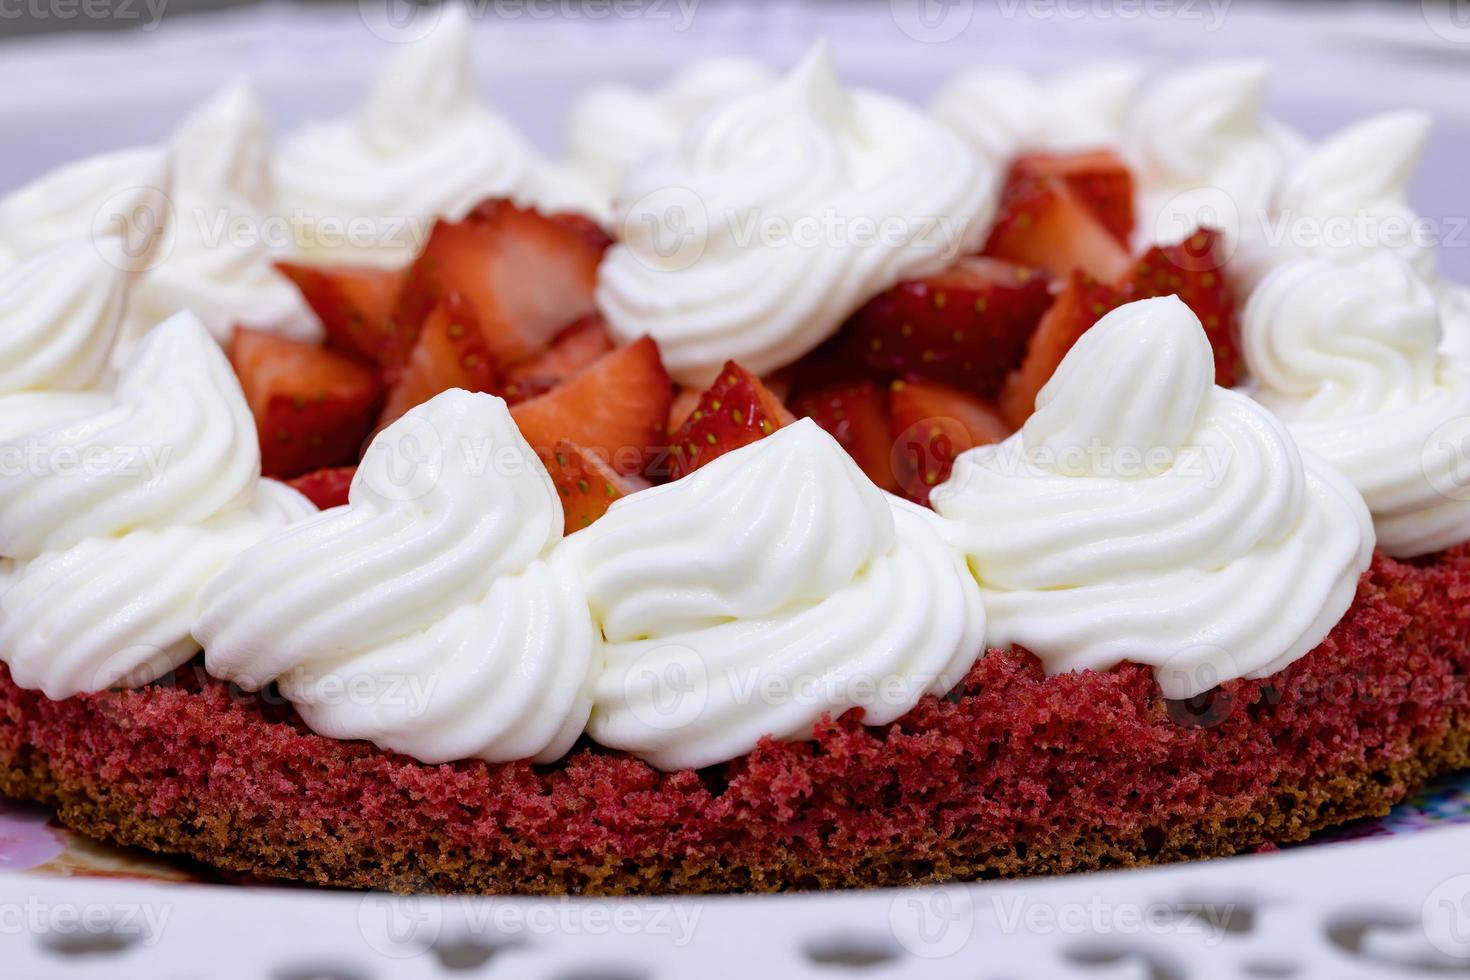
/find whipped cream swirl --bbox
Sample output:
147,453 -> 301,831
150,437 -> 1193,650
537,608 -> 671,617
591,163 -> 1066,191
598,42 -> 995,386
122,84 -> 318,353
571,419 -> 986,771
274,6 -> 558,266
0,312 -> 313,699
1244,256 -> 1470,557
933,296 -> 1372,699
932,65 -> 1139,167
197,390 -> 598,765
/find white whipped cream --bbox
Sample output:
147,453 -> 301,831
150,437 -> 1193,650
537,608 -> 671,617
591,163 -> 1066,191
197,390 -> 599,765
597,42 -> 995,386
931,65 -> 1139,167
1124,63 -> 1303,251
0,312 -> 313,698
933,296 -> 1373,699
1243,256 -> 1470,558
566,56 -> 776,203
274,6 -> 557,266
570,419 -> 986,771
0,147 -> 171,273
122,84 -> 318,354
0,240 -> 128,442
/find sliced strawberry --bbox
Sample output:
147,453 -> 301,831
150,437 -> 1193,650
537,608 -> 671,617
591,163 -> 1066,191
545,440 -> 633,533
791,381 -> 899,493
510,337 -> 672,478
378,291 -> 498,429
229,328 -> 383,479
846,256 -> 1051,396
287,466 -> 357,510
1008,150 -> 1135,246
983,174 -> 1132,284
1122,228 -> 1240,387
997,271 -> 1125,428
505,315 -> 614,388
275,262 -> 408,367
549,211 -> 615,255
667,386 -> 703,436
397,201 -> 602,368
668,362 -> 796,480
889,378 -> 1011,504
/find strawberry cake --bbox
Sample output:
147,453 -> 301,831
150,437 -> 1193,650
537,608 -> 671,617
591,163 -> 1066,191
2,13 -> 1470,894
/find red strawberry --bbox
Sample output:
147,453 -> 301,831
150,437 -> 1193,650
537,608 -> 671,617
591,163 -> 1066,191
791,381 -> 899,492
397,201 -> 602,368
505,315 -> 614,390
548,211 -> 615,255
378,291 -> 499,429
846,256 -> 1051,396
1008,150 -> 1135,245
229,328 -> 384,479
545,440 -> 633,533
287,466 -> 356,510
274,262 -> 408,368
983,174 -> 1132,283
667,386 -> 703,436
889,378 -> 1011,503
669,362 -> 796,480
1122,228 -> 1240,387
510,337 -> 672,478
998,271 -> 1125,428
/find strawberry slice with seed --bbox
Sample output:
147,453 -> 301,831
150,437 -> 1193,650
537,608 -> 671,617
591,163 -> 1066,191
792,380 -> 899,492
1122,228 -> 1240,387
889,378 -> 1011,503
983,174 -> 1132,283
287,466 -> 357,510
545,440 -> 634,533
274,261 -> 408,367
1008,150 -> 1135,246
377,291 -> 499,429
669,362 -> 796,480
505,314 -> 614,392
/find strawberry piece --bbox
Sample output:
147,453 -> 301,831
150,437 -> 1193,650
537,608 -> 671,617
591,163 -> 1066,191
510,337 -> 672,478
545,440 -> 633,533
668,362 -> 796,480
983,174 -> 1132,283
1122,228 -> 1240,387
846,256 -> 1051,396
791,381 -> 899,493
397,201 -> 602,368
505,315 -> 614,388
889,378 -> 1011,503
287,466 -> 356,510
667,386 -> 703,436
378,291 -> 499,429
998,272 -> 1125,428
1008,150 -> 1135,246
548,211 -> 615,255
229,328 -> 383,479
274,262 -> 408,367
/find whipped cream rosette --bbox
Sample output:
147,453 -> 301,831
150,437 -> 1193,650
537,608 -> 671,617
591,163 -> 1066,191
566,56 -> 776,203
1124,63 -> 1304,253
932,296 -> 1373,699
197,389 -> 598,765
931,65 -> 1139,167
274,6 -> 579,266
598,42 -> 995,387
570,419 -> 986,771
0,146 -> 171,273
121,83 -> 318,354
0,241 -> 130,442
0,312 -> 313,699
1244,255 -> 1470,558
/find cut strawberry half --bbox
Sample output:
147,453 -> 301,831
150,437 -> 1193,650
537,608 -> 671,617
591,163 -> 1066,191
1122,228 -> 1241,387
378,291 -> 499,429
505,315 -> 614,390
287,466 -> 357,510
667,386 -> 703,436
548,211 -> 615,256
510,336 -> 672,478
983,174 -> 1132,283
229,328 -> 384,479
791,381 -> 898,493
275,262 -> 408,368
396,200 -> 602,368
1008,150 -> 1135,246
846,256 -> 1051,397
997,271 -> 1125,428
889,378 -> 1011,504
545,440 -> 633,533
669,362 -> 796,480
